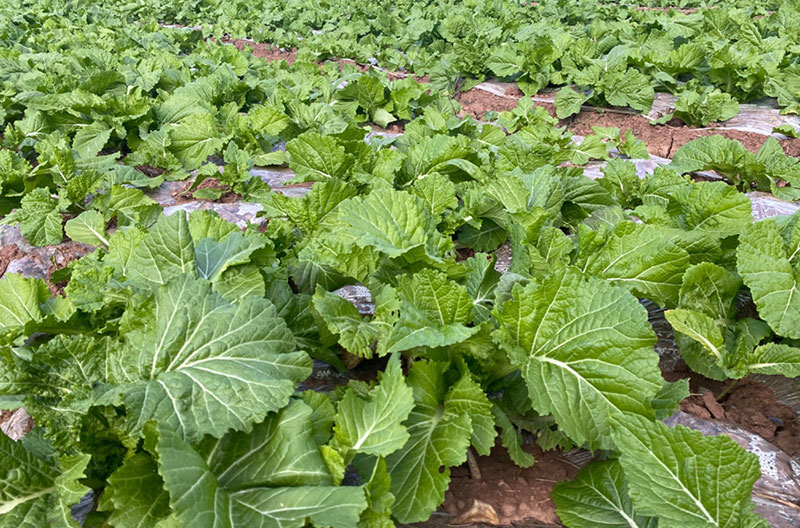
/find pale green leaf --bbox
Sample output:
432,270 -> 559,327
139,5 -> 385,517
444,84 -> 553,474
555,86 -> 589,119
738,343 -> 800,377
2,188 -> 63,246
169,113 -> 223,169
72,121 -> 112,157
737,214 -> 800,339
0,274 -> 48,336
105,275 -> 311,442
493,269 -> 662,450
64,210 -> 109,246
613,414 -> 762,528
385,269 -> 478,353
665,308 -> 727,378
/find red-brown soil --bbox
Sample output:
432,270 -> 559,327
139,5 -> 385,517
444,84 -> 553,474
174,177 -> 242,204
442,444 -> 581,526
47,243 -> 95,296
0,244 -> 25,277
224,36 -> 297,63
455,87 -> 800,158
680,378 -> 800,457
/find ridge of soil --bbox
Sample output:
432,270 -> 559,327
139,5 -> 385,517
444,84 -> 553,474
226,37 -> 297,64
173,177 -> 242,204
455,88 -> 800,158
46,243 -> 96,296
441,444 -> 580,527
678,377 -> 800,457
230,37 -> 430,82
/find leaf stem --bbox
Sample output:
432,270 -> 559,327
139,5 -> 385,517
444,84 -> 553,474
466,447 -> 482,480
716,379 -> 739,402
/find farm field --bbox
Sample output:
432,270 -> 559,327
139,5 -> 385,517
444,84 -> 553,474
3,0 -> 800,527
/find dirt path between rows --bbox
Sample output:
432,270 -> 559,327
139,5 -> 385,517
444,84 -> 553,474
456,87 -> 800,158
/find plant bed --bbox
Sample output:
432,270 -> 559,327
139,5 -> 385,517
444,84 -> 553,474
4,2 -> 800,528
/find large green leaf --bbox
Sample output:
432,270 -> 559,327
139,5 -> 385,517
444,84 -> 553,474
286,131 -> 347,182
574,222 -> 691,307
669,135 -> 754,181
601,69 -> 654,112
330,187 -> 445,261
612,414 -> 762,528
555,86 -> 589,118
168,113 -> 223,169
152,400 -> 367,528
553,460 -> 657,528
737,213 -> 800,339
0,274 -> 48,339
194,232 -> 265,282
668,182 -> 753,237
493,268 -> 662,450
102,275 -> 311,442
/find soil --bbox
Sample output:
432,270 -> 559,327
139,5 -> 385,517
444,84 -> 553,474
135,165 -> 165,178
456,88 -> 525,120
173,177 -> 242,204
441,443 -> 581,526
679,377 -> 800,457
561,110 -> 800,158
455,87 -> 800,159
46,243 -> 95,296
0,244 -> 25,277
227,38 -> 297,63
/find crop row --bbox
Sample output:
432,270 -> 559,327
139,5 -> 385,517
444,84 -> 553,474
1,2 -> 800,528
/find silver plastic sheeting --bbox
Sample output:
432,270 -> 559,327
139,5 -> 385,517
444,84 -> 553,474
666,412 -> 800,528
